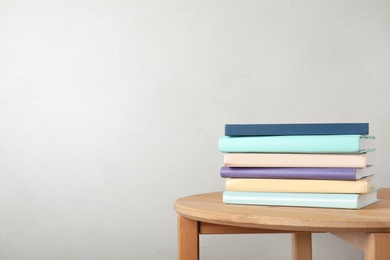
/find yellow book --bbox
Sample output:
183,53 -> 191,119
225,176 -> 375,193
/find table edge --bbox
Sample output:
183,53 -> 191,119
174,189 -> 390,232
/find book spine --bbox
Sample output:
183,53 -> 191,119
225,177 -> 372,193
222,191 -> 359,209
225,123 -> 369,136
220,167 -> 357,180
219,135 -> 364,153
223,153 -> 369,168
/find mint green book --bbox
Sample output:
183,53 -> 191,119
223,189 -> 379,209
218,135 -> 375,153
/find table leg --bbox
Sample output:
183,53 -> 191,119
365,233 -> 390,260
332,232 -> 390,260
292,233 -> 312,260
178,216 -> 199,260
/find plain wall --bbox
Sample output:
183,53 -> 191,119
1,1 -> 390,259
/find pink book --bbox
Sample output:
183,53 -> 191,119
223,153 -> 373,168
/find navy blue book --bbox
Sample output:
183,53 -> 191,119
225,123 -> 369,136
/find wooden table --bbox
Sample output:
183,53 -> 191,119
174,188 -> 390,260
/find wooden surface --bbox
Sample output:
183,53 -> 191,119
174,188 -> 390,232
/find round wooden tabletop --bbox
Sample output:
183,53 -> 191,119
174,188 -> 390,232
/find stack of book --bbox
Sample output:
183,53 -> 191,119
218,123 -> 379,209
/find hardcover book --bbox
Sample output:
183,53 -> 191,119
220,166 -> 373,180
223,153 -> 374,168
223,189 -> 379,209
225,176 -> 375,193
219,135 -> 375,153
225,123 -> 369,136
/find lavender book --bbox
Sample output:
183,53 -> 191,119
220,166 -> 373,180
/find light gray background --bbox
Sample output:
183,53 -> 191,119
1,1 -> 390,259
